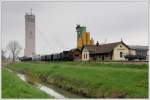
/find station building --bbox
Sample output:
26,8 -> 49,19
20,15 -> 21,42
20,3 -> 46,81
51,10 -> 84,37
81,41 -> 130,61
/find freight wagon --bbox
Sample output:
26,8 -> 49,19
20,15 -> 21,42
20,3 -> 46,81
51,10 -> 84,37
19,50 -> 74,62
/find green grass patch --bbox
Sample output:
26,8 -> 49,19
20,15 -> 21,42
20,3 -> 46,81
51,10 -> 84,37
7,62 -> 148,98
2,68 -> 52,98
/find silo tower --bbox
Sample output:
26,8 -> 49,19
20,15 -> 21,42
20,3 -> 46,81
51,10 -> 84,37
24,9 -> 36,57
76,24 -> 87,48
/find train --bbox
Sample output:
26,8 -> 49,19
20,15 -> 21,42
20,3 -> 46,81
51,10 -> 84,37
19,51 -> 74,62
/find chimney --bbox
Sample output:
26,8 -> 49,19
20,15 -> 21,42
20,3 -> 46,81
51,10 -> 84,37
96,41 -> 99,46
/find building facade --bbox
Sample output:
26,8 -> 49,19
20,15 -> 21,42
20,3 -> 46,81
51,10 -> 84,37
24,12 -> 36,57
82,41 -> 130,61
112,43 -> 129,60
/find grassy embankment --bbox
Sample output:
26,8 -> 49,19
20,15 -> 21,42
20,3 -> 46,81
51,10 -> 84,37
2,68 -> 52,98
6,62 -> 148,98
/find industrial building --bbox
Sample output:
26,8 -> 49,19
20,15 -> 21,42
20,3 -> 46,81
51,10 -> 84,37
24,10 -> 36,57
129,45 -> 148,57
128,45 -> 148,60
76,25 -> 94,49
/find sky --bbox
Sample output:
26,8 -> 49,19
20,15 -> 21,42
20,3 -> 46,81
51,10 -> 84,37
2,0 -> 148,56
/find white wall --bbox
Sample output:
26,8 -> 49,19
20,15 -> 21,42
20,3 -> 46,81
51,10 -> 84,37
82,47 -> 89,61
24,14 -> 36,57
129,50 -> 136,55
112,43 -> 129,60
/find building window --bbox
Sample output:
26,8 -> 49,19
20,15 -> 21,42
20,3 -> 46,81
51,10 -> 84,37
86,53 -> 88,59
83,53 -> 88,59
84,53 -> 86,59
120,52 -> 123,58
85,53 -> 87,59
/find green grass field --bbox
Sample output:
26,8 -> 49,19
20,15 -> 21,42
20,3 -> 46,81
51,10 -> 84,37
2,68 -> 51,98
6,62 -> 148,98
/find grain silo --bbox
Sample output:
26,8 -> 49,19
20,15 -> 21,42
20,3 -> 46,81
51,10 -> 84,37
76,25 -> 86,48
79,38 -> 83,48
86,32 -> 90,45
82,32 -> 87,46
90,38 -> 94,45
80,27 -> 86,35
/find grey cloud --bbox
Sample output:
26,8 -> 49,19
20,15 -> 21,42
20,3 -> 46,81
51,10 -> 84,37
2,1 -> 148,56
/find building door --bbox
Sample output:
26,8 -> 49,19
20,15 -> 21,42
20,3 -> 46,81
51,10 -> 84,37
102,55 -> 104,60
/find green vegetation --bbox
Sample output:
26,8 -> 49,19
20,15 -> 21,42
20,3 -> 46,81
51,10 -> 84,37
6,62 -> 148,98
2,68 -> 51,98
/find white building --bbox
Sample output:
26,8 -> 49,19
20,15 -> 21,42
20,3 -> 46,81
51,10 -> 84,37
24,11 -> 36,57
82,41 -> 130,61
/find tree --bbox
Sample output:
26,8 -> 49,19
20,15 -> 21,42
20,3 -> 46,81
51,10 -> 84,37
1,49 -> 7,61
7,41 -> 21,62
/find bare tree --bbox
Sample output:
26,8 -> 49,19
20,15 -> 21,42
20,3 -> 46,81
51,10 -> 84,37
7,41 -> 21,62
1,49 -> 7,61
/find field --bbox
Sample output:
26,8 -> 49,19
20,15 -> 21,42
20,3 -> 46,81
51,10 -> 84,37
5,62 -> 148,98
2,68 -> 51,98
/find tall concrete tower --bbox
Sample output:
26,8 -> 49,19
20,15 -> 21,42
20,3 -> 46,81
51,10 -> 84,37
24,9 -> 36,57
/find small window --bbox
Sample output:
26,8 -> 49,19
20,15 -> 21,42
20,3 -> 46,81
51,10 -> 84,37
83,53 -> 88,59
84,54 -> 86,59
120,52 -> 123,58
120,45 -> 122,48
86,54 -> 87,59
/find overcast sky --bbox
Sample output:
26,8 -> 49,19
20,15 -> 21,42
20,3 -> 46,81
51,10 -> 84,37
2,0 -> 148,56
